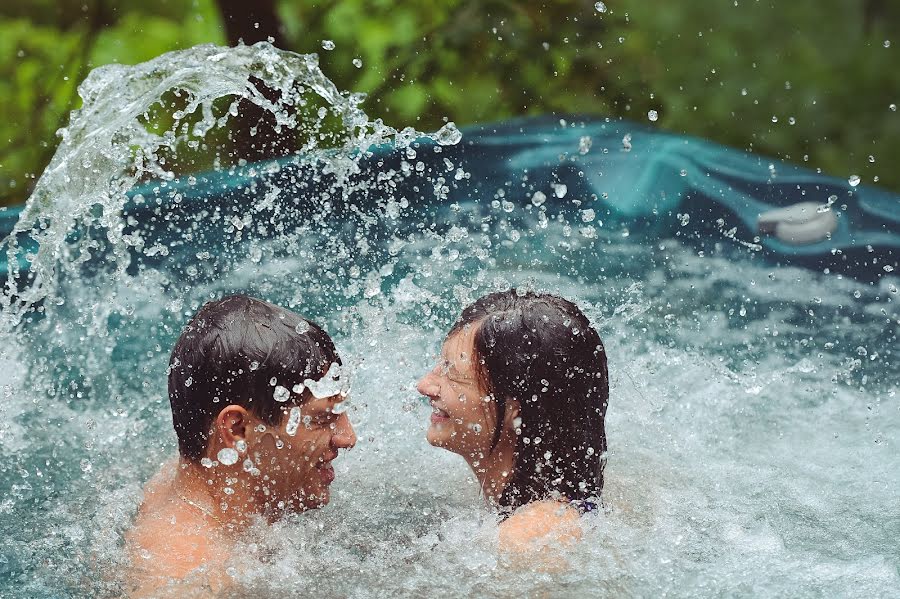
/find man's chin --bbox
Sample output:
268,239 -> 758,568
312,489 -> 330,507
302,486 -> 331,509
279,490 -> 329,514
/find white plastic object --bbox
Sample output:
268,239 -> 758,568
757,202 -> 838,245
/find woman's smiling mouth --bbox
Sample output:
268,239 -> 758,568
430,404 -> 450,423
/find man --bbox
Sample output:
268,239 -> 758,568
126,294 -> 356,595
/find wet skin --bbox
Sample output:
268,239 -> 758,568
125,392 -> 356,595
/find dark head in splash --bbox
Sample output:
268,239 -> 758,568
417,289 -> 609,511
168,294 -> 356,513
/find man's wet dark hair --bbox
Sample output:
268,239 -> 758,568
168,294 -> 340,461
448,289 -> 609,510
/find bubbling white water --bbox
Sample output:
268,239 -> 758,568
0,42 -> 897,599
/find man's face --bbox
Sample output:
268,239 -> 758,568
416,325 -> 498,458
250,391 -> 356,514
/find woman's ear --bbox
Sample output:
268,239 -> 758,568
214,404 -> 250,446
504,397 -> 522,429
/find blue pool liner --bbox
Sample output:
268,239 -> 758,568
1,115 -> 897,281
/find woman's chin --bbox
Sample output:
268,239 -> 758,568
426,423 -> 452,448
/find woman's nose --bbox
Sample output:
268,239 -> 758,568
416,372 -> 439,398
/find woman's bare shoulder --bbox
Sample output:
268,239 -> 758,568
498,500 -> 581,552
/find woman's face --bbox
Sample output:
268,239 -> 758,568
416,325 -> 499,459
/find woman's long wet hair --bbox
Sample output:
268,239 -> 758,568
448,290 -> 609,510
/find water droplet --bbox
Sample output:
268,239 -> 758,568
185,376 -> 193,387
647,109 -> 659,121
578,135 -> 593,154
551,183 -> 567,198
891,103 -> 897,112
273,385 -> 290,402
286,406 -> 302,436
531,191 -> 547,207
217,447 -> 239,466
352,58 -> 362,68
771,115 -> 778,123
885,40 -> 891,48
295,321 -> 310,334
594,1 -> 607,13
848,175 -> 860,187
200,457 -> 214,468
434,121 -> 462,145
321,40 -> 335,50
868,155 -> 875,163
622,133 -> 632,152
235,439 -> 247,453
680,169 -> 687,177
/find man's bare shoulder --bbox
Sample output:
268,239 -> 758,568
125,463 -> 229,595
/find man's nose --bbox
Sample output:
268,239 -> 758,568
416,371 -> 439,398
332,412 -> 356,450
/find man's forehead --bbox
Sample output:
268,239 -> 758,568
303,394 -> 346,411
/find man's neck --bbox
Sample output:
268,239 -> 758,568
172,458 -> 255,531
464,432 -> 517,506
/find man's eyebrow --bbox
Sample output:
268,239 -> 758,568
308,395 -> 346,411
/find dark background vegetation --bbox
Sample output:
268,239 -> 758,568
1,0 -> 899,206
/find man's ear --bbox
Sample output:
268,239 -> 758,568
214,405 -> 250,446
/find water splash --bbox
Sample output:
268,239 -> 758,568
0,41 -> 457,331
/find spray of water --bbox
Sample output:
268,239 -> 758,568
0,41 -> 459,330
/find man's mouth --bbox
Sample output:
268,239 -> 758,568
317,452 -> 338,483
430,404 -> 450,423
317,461 -> 335,483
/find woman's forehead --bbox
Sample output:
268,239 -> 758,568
442,328 -> 474,358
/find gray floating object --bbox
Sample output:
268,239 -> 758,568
757,202 -> 838,245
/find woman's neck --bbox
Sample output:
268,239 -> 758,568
465,431 -> 517,506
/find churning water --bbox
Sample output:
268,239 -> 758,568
0,43 -> 897,598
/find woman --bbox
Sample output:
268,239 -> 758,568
416,289 -> 609,549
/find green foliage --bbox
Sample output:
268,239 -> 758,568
1,0 -> 899,206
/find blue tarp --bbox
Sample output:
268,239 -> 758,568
2,115 -> 897,281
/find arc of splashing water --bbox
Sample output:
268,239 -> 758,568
0,42 -> 461,332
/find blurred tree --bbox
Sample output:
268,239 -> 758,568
215,0 -> 297,161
